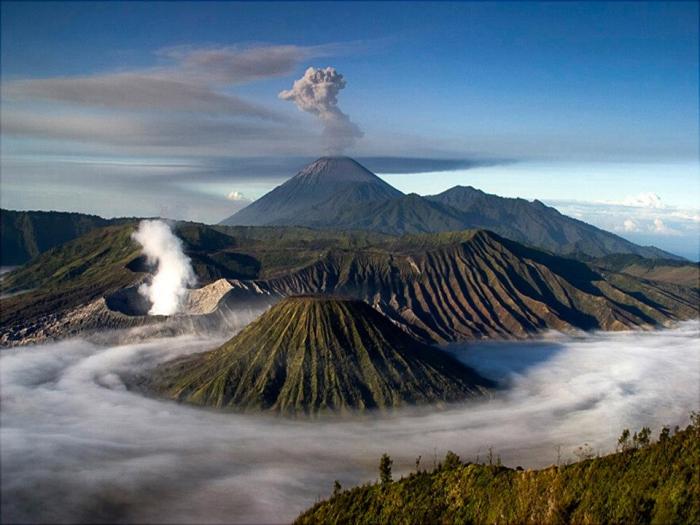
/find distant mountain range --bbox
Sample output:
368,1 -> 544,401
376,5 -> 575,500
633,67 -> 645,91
143,296 -> 492,415
221,156 -> 678,260
1,157 -> 683,266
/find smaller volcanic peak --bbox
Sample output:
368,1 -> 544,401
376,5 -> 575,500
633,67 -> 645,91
146,296 -> 491,416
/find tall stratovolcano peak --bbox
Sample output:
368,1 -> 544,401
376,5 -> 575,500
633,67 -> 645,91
292,156 -> 380,184
220,156 -> 402,226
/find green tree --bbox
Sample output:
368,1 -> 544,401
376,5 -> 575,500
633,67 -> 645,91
636,427 -> 651,448
617,429 -> 631,452
333,480 -> 342,496
659,426 -> 670,442
690,411 -> 700,437
443,451 -> 461,470
632,427 -> 651,449
379,453 -> 393,485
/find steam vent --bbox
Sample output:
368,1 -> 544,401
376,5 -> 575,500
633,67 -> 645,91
147,296 -> 492,416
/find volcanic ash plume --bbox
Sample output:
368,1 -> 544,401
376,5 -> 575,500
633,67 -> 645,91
279,66 -> 363,153
131,220 -> 196,315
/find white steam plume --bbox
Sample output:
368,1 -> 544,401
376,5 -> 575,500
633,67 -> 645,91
131,220 -> 196,315
279,66 -> 363,153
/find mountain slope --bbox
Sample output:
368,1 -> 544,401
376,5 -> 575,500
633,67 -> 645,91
145,296 -> 492,415
427,186 -> 677,259
228,230 -> 698,343
0,222 -> 399,346
296,419 -> 700,525
0,223 -> 148,344
0,209 -> 113,265
330,193 -> 468,234
3,224 -> 696,347
221,157 -> 402,226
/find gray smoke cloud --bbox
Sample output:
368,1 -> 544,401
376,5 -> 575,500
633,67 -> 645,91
1,322 -> 698,524
279,67 -> 363,153
131,220 -> 196,315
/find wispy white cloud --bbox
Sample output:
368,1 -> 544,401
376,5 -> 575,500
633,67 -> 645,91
618,192 -> 665,209
622,218 -> 640,232
651,218 -> 681,236
2,44 -> 346,117
225,191 -> 249,202
670,210 -> 700,223
0,43 -> 359,157
548,196 -> 699,257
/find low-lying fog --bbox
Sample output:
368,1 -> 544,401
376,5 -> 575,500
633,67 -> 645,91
2,322 -> 699,524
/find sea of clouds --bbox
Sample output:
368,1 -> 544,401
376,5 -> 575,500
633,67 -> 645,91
1,322 -> 698,524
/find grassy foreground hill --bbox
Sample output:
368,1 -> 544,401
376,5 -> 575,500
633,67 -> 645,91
297,417 -> 700,524
144,296 -> 492,415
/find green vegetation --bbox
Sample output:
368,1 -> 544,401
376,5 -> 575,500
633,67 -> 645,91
2,220 -> 698,347
297,416 -> 700,524
0,221 -> 392,341
379,454 -> 393,485
205,223 -> 392,279
145,296 -> 492,415
0,224 -> 143,327
0,208 -> 114,265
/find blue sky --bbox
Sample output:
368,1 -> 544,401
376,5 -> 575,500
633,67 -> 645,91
1,1 -> 698,258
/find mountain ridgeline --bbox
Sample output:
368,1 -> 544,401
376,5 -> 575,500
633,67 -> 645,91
1,157 -> 696,347
221,157 -> 678,260
0,209 -> 113,265
144,296 -> 492,415
226,229 -> 697,343
0,156 -> 682,270
1,223 -> 697,347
